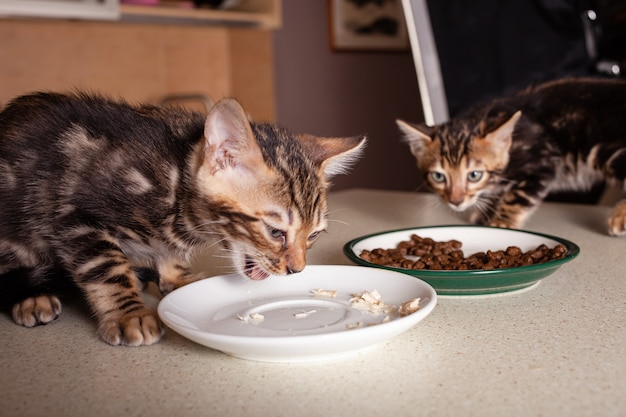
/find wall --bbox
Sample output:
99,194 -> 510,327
0,19 -> 275,121
0,5 -> 424,192
272,1 -> 425,191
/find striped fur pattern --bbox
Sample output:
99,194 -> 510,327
397,77 -> 626,234
0,92 -> 365,346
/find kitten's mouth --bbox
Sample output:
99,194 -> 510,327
244,256 -> 270,280
448,203 -> 467,212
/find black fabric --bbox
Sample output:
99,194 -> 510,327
427,0 -> 589,117
591,0 -> 626,61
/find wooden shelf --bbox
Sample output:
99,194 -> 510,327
120,0 -> 281,28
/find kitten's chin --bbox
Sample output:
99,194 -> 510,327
447,198 -> 476,212
448,203 -> 471,212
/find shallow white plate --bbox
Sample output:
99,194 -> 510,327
158,265 -> 437,362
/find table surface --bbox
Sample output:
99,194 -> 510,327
2,188 -> 625,417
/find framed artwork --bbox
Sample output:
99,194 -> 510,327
329,0 -> 409,51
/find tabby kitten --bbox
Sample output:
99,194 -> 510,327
0,92 -> 365,346
397,77 -> 626,234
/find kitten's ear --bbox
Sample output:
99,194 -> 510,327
483,110 -> 522,153
202,98 -> 264,175
298,134 -> 367,178
396,119 -> 433,157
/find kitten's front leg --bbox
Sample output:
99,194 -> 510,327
607,199 -> 626,236
476,189 -> 542,229
82,281 -> 163,346
156,257 -> 204,295
61,232 -> 163,346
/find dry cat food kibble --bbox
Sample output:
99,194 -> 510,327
360,234 -> 568,270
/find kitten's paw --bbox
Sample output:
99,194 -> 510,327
469,211 -> 484,224
607,200 -> 626,236
470,211 -> 512,227
487,220 -> 516,229
12,295 -> 62,327
98,310 -> 164,346
474,214 -> 514,228
159,272 -> 203,295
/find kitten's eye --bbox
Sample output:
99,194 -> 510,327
429,172 -> 446,183
467,171 -> 484,182
307,230 -> 322,242
266,225 -> 286,242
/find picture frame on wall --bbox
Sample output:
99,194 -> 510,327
329,0 -> 409,51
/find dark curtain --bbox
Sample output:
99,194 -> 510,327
427,0 -> 590,117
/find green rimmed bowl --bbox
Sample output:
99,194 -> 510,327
343,225 -> 580,296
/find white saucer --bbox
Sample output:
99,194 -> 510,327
158,265 -> 437,362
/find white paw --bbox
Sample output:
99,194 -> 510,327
608,200 -> 626,236
12,295 -> 62,327
487,219 -> 517,229
97,309 -> 164,346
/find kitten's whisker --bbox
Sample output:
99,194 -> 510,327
326,208 -> 353,227
211,254 -> 236,260
327,218 -> 349,226
217,246 -> 265,262
205,237 -> 228,250
413,182 -> 429,193
423,193 -> 443,208
213,264 -> 239,273
326,208 -> 350,216
186,221 -> 223,232
472,194 -> 498,223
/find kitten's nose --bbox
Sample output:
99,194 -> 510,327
285,255 -> 305,275
285,249 -> 306,275
286,265 -> 304,275
448,187 -> 465,207
449,195 -> 465,207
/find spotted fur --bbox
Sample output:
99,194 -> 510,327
0,92 -> 365,345
397,77 -> 626,234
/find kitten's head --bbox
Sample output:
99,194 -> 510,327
397,111 -> 521,211
194,98 -> 366,280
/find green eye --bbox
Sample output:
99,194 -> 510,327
308,230 -> 322,242
267,225 -> 285,241
429,172 -> 446,183
467,171 -> 484,182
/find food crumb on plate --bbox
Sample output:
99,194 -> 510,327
397,298 -> 421,316
237,313 -> 265,323
293,310 -> 317,319
349,289 -> 394,315
310,289 -> 338,298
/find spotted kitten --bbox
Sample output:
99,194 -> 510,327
0,92 -> 365,346
397,77 -> 626,234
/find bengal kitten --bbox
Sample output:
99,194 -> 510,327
397,77 -> 626,234
0,92 -> 365,346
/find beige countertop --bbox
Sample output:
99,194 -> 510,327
1,188 -> 625,417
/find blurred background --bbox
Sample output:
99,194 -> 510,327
1,0 -> 624,197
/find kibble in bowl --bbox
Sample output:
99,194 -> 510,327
344,226 -> 580,296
